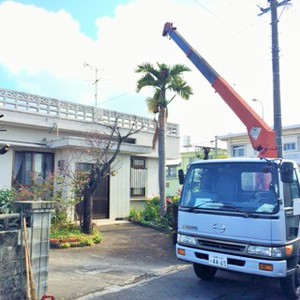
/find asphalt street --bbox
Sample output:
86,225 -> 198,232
47,222 -> 187,300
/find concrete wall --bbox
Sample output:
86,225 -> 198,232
0,201 -> 54,300
0,222 -> 23,300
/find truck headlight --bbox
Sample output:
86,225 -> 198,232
177,234 -> 196,245
247,245 -> 293,258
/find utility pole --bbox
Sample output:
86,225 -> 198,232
258,0 -> 291,158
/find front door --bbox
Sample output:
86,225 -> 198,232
93,176 -> 109,219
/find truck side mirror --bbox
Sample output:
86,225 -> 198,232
280,162 -> 294,183
178,169 -> 185,185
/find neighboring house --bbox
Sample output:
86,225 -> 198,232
166,146 -> 227,197
0,88 -> 180,221
220,124 -> 300,165
166,159 -> 181,198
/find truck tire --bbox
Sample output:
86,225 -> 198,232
280,265 -> 300,299
193,263 -> 217,281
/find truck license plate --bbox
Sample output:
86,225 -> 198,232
209,255 -> 227,268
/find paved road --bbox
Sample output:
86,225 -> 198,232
47,223 -> 186,300
85,266 -> 286,300
47,222 -> 288,300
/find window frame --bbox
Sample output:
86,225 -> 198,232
130,157 -> 146,197
13,151 -> 54,187
232,145 -> 245,157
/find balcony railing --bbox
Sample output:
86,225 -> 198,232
0,88 -> 179,136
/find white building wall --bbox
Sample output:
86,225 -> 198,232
109,154 -> 131,220
146,157 -> 159,198
246,144 -> 256,158
135,130 -> 180,160
0,150 -> 13,189
221,124 -> 300,164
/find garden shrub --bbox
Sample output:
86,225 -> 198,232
0,189 -> 15,214
129,196 -> 179,233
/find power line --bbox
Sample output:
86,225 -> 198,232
192,0 -> 261,42
193,0 -> 236,31
100,90 -> 135,105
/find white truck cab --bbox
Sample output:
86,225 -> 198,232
177,158 -> 300,299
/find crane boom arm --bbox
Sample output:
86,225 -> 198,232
162,22 -> 277,158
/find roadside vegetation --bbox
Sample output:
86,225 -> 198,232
0,189 -> 15,214
129,196 -> 179,234
0,181 -> 103,248
1,181 -> 181,247
49,224 -> 101,249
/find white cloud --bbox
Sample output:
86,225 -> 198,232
0,0 -> 299,144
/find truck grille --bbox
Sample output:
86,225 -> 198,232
196,238 -> 246,254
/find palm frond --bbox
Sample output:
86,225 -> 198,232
136,63 -> 160,79
169,64 -> 191,77
169,79 -> 193,100
136,61 -> 193,111
136,73 -> 157,92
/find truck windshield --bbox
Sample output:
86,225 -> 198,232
181,162 -> 279,215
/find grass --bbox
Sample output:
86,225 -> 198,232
50,224 -> 102,248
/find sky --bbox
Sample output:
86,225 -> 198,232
0,0 -> 299,148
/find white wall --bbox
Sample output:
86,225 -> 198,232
0,150 -> 13,189
146,157 -> 159,198
109,154 -> 131,220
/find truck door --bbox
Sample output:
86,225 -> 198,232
282,168 -> 300,240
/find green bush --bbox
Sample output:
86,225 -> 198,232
129,207 -> 142,222
142,198 -> 160,222
0,189 -> 15,214
129,196 -> 179,233
50,224 -> 102,248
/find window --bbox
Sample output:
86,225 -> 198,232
284,143 -> 296,151
283,170 -> 300,208
283,169 -> 300,240
76,163 -> 93,173
13,151 -> 54,186
180,162 -> 278,215
232,145 -> 245,157
166,166 -> 177,178
241,171 -> 272,192
130,157 -> 146,197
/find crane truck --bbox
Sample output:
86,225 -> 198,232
163,22 -> 300,299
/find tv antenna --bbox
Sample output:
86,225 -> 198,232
84,62 -> 100,107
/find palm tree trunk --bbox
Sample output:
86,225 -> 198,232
158,106 -> 166,217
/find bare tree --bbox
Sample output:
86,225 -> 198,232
81,114 -> 142,234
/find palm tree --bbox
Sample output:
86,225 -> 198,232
136,62 -> 193,216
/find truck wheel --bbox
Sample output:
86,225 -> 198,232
193,263 -> 217,281
280,265 -> 300,299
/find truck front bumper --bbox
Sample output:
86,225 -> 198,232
176,244 -> 287,277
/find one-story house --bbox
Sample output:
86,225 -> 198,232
0,88 -> 180,221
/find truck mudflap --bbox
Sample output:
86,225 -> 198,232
176,244 -> 287,278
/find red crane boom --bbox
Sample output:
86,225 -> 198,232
162,22 -> 277,158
